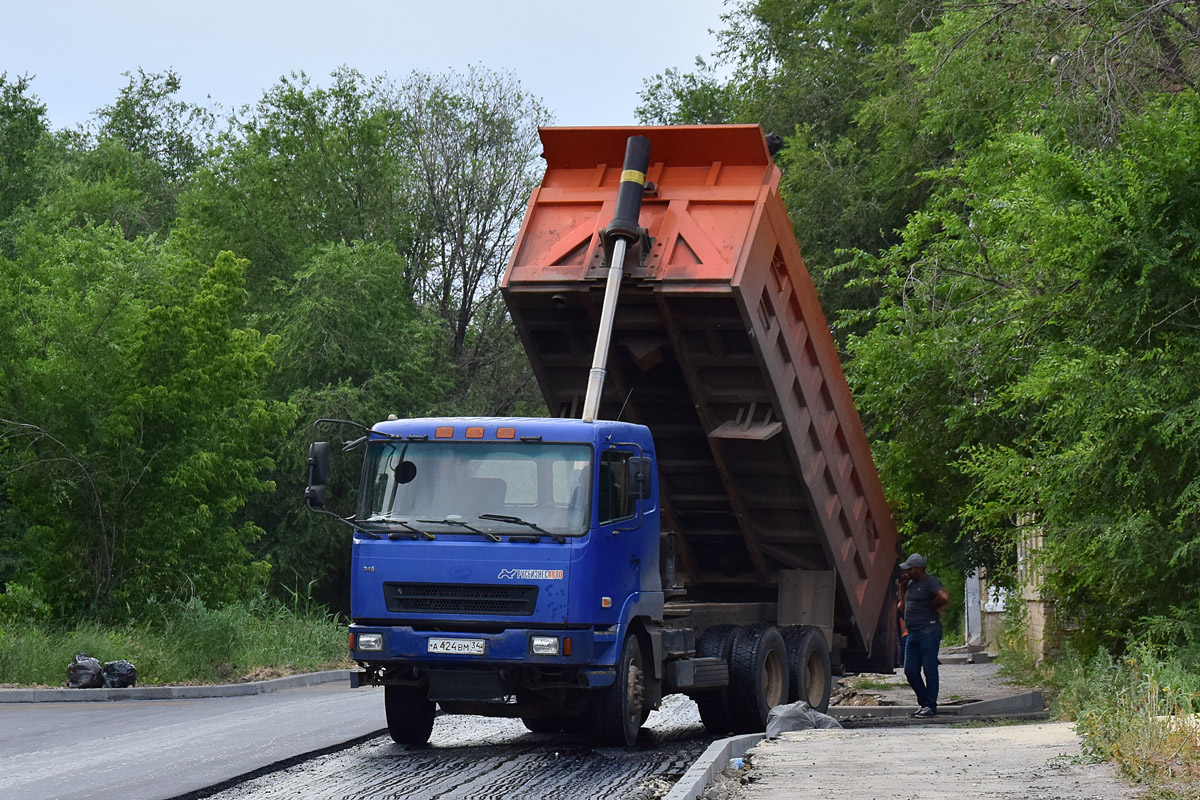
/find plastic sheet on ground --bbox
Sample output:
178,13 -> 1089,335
765,701 -> 842,738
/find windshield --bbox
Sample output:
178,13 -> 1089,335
356,440 -> 593,536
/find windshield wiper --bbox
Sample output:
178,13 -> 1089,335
359,516 -> 435,540
417,517 -> 501,542
478,514 -> 567,544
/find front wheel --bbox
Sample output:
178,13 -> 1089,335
384,684 -> 436,745
592,634 -> 645,746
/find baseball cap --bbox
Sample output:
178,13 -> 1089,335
899,553 -> 926,569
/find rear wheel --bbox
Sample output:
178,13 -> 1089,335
384,685 -> 436,745
694,625 -> 739,736
783,625 -> 832,713
728,625 -> 789,734
592,634 -> 646,746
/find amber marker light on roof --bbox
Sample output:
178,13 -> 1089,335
465,427 -> 484,439
497,427 -> 516,439
435,426 -> 454,438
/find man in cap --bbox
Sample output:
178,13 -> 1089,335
897,553 -> 949,717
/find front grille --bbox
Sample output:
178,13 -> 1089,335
383,582 -> 538,616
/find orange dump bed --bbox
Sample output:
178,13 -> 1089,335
502,125 -> 898,655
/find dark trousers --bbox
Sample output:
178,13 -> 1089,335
904,620 -> 942,711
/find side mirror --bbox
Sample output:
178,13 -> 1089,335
306,442 -> 332,509
628,456 -> 652,501
305,484 -> 328,508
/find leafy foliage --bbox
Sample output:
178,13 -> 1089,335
0,74 -> 51,228
175,66 -> 548,608
181,68 -> 414,303
645,0 -> 1200,652
394,67 -> 549,364
0,220 -> 292,617
847,100 -> 1200,643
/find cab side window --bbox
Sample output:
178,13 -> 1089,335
598,450 -> 635,525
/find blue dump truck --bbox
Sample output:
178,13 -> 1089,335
305,126 -> 900,746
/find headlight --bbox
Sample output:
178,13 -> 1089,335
356,632 -> 384,652
530,636 -> 559,656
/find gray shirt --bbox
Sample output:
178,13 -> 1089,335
903,574 -> 945,629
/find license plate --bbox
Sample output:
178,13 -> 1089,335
427,638 -> 486,655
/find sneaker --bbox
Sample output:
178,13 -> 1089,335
908,707 -> 929,718
914,707 -> 937,718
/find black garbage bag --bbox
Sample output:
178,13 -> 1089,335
67,654 -> 104,688
102,660 -> 138,688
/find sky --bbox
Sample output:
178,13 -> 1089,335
5,0 -> 731,131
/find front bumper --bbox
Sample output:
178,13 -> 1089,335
349,624 -> 618,666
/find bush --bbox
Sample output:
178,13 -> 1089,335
994,601 -> 1040,684
1034,644 -> 1199,798
1067,647 -> 1200,794
996,609 -> 1200,796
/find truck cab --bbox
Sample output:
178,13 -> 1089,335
310,416 -> 664,743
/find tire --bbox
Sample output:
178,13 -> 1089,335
592,634 -> 646,746
384,684 -> 436,745
694,625 -> 739,736
782,625 -> 832,713
728,625 -> 789,734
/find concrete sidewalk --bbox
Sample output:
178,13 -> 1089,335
701,721 -> 1136,799
668,657 -> 1054,800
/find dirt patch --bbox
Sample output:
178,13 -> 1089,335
830,672 -> 902,706
832,658 -> 1041,709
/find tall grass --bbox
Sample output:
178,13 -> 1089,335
995,609 -> 1200,800
0,596 -> 349,686
1056,648 -> 1200,798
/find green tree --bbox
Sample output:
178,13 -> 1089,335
0,74 -> 51,227
96,68 -> 214,186
845,97 -> 1200,644
635,58 -> 739,125
0,220 -> 292,618
248,242 -> 450,608
180,68 -> 414,306
181,66 -> 547,408
638,0 -> 942,305
174,67 -> 551,607
393,66 -> 550,366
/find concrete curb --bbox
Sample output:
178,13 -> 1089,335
828,689 -> 1044,719
665,733 -> 763,800
0,669 -> 354,703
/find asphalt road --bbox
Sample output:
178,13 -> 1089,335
197,694 -> 710,800
0,683 -> 385,800
0,683 -> 710,800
